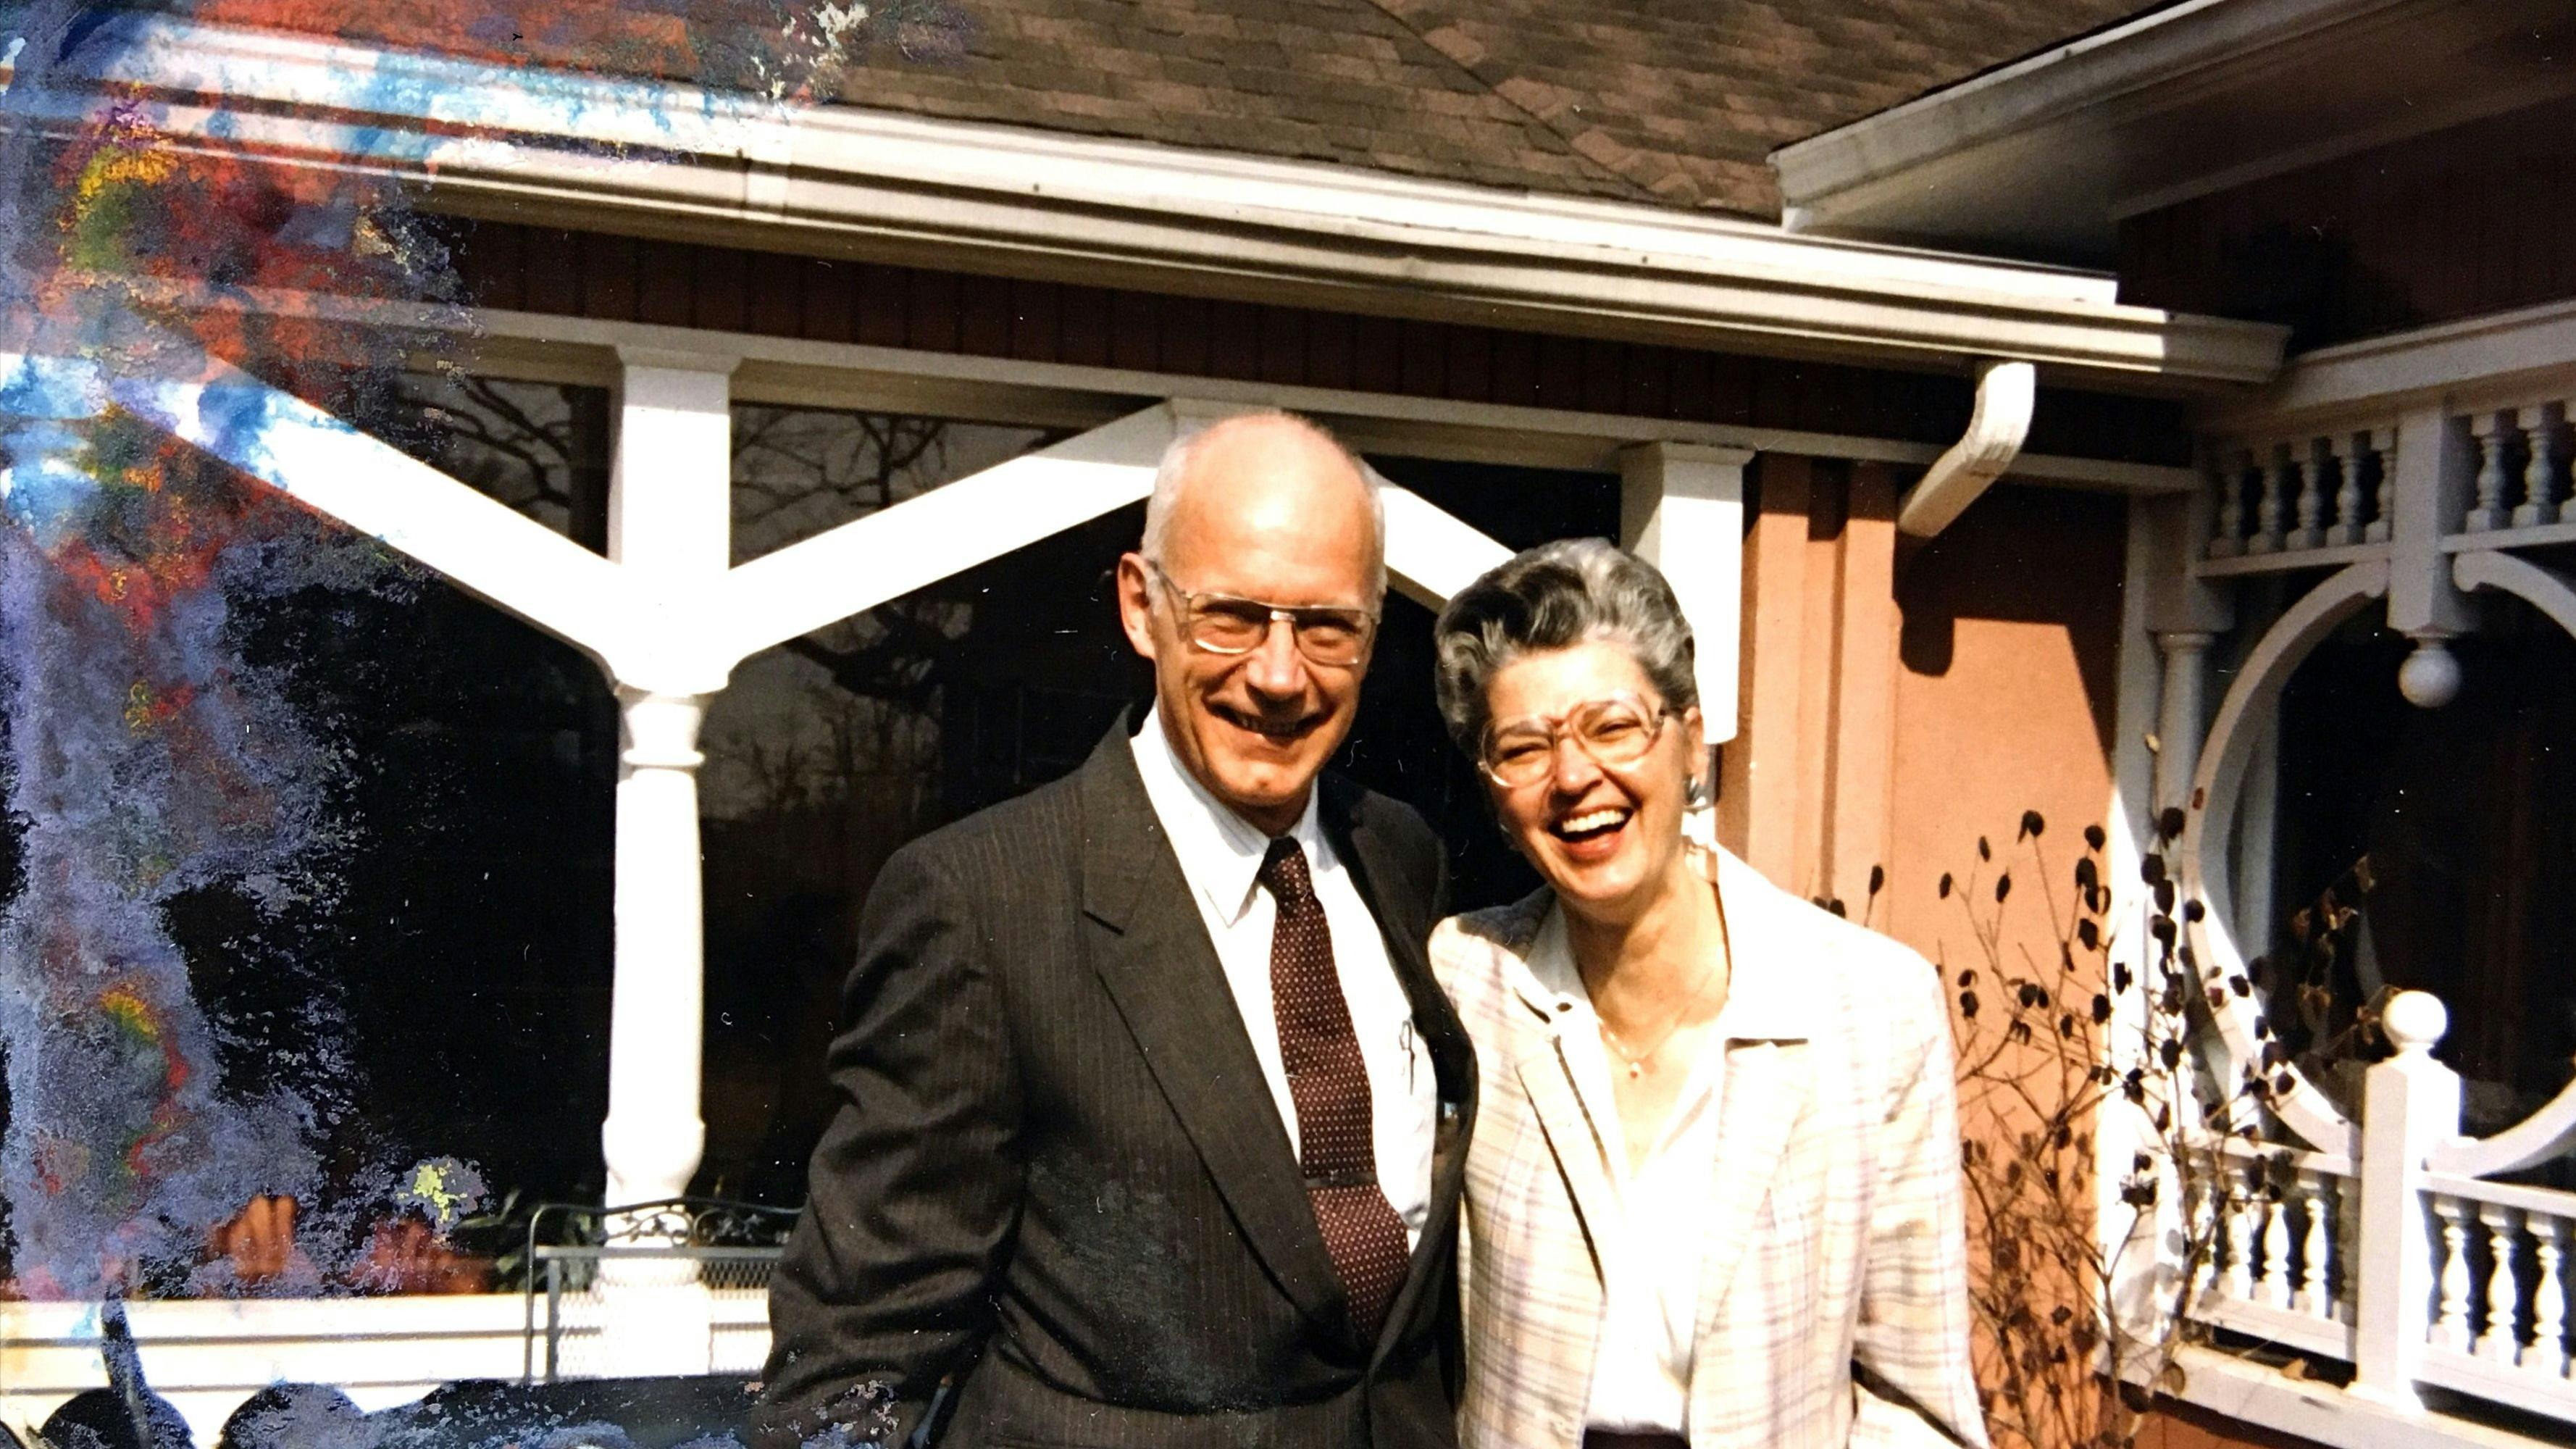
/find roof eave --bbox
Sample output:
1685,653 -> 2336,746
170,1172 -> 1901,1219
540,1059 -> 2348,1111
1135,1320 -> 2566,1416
1773,0 -> 2576,264
13,13 -> 2287,392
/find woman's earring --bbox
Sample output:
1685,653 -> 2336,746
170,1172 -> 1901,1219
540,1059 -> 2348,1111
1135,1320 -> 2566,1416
1684,774 -> 1713,811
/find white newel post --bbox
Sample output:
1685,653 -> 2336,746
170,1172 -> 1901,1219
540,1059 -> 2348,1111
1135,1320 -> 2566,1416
1618,443 -> 1752,747
2351,990 -> 2462,1410
595,349 -> 738,1376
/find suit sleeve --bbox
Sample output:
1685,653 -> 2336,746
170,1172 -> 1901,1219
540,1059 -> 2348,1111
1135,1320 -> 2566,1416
1849,967 -> 1991,1449
750,840 -> 1024,1449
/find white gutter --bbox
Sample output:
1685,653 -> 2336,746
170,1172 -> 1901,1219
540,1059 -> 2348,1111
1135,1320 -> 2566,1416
6,14 -> 2285,388
1897,359 -> 2036,537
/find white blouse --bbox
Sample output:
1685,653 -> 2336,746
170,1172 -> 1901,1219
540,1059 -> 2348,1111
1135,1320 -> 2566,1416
1525,906 -> 1737,1435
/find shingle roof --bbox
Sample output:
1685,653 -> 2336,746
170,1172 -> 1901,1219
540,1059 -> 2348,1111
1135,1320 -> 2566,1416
828,0 -> 2165,217
175,0 -> 2161,219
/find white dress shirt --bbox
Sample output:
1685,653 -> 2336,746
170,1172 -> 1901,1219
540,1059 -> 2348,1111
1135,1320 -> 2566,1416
1129,705 -> 1437,1248
1526,905 -> 1732,1435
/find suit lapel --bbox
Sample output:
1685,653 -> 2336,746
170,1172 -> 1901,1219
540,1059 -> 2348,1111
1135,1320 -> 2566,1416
1515,1035 -> 1621,1282
1075,727 -> 1352,1338
1691,1040 -> 1812,1337
1691,862 -> 1818,1340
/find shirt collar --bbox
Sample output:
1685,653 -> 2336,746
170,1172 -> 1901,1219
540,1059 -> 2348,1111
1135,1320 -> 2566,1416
1129,701 -> 1324,927
1511,847 -> 1812,1043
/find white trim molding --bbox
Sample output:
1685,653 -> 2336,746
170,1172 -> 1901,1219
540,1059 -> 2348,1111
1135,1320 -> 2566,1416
5,13 -> 2283,388
2202,298 -> 2576,432
446,304 -> 2204,494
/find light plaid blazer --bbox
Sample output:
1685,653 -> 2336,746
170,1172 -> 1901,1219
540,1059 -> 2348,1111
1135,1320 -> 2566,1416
1431,846 -> 1988,1449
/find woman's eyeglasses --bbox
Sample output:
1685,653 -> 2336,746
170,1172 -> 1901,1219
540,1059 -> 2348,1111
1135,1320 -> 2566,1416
1144,560 -> 1377,667
1479,693 -> 1668,787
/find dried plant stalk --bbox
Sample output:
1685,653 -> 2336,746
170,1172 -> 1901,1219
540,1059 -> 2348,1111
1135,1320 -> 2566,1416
1925,807 -> 2278,1449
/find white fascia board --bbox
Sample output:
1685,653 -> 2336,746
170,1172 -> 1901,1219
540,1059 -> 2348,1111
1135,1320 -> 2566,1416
12,13 -> 2283,388
453,301 -> 2200,491
1772,0 -> 2409,224
2201,296 -> 2576,430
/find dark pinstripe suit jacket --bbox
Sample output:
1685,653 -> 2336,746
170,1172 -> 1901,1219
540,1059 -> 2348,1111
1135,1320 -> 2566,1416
753,718 -> 1478,1449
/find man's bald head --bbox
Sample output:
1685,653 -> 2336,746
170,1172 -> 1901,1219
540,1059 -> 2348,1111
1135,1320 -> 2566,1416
1140,411 -> 1386,598
1118,409 -> 1385,832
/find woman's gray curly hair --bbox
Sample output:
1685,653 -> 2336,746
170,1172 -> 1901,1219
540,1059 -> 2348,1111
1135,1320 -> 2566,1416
1431,537 -> 1697,756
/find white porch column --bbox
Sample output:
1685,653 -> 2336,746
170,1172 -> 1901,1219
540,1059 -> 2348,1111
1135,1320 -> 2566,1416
602,685 -> 713,1211
1618,443 -> 1752,746
2151,632 -> 2215,813
594,349 -> 737,1377
2141,490 -> 2234,819
598,348 -> 737,1214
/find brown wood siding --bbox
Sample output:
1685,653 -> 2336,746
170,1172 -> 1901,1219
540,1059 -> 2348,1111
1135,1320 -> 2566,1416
2119,95 -> 2576,351
450,220 -> 2188,465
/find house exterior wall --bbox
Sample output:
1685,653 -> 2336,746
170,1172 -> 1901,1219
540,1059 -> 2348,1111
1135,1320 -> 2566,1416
1881,483 -> 2128,961
2117,95 -> 2576,352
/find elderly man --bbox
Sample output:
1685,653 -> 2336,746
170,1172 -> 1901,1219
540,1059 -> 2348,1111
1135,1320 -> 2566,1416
753,412 -> 1477,1449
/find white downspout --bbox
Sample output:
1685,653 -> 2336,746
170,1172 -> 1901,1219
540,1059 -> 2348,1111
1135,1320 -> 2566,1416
1897,359 -> 2036,538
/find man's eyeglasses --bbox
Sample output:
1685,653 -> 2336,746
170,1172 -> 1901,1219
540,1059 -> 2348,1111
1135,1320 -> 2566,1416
1143,560 -> 1378,667
1480,693 -> 1668,788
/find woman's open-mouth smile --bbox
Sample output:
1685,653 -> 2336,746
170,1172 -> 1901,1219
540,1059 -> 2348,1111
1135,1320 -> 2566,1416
1547,804 -> 1633,860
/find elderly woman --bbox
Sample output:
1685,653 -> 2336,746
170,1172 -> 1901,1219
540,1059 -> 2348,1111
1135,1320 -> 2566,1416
1429,538 -> 1986,1449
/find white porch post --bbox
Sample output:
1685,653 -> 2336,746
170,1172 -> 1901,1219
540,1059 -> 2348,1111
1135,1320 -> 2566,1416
2151,632 -> 2215,812
2141,490 -> 2235,817
598,350 -> 737,1219
603,686 -> 712,1211
2351,991 -> 2461,1409
592,350 -> 736,1377
1618,443 -> 1752,746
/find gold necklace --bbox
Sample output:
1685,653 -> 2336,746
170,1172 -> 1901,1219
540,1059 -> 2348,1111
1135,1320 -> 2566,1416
1597,970 -> 1717,1079
1592,869 -> 1735,1080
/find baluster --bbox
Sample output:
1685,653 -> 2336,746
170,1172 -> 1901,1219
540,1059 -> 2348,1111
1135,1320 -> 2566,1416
2363,427 -> 2397,543
2258,1186 -> 2294,1308
2208,449 -> 2247,559
2466,412 -> 2516,532
2433,1193 -> 2475,1350
2249,445 -> 2289,554
2296,1169 -> 2335,1317
2327,435 -> 2366,546
2335,1174 -> 2361,1324
2188,1178 -> 2222,1300
2289,440 -> 2328,551
2525,1214 -> 2569,1376
2475,1203 -> 2525,1362
2514,403 -> 2564,528
2223,1179 -> 2258,1300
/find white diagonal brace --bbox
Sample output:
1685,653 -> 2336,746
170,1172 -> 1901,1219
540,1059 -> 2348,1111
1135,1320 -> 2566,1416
33,351 -> 640,661
1379,482 -> 1513,609
710,401 -> 1188,664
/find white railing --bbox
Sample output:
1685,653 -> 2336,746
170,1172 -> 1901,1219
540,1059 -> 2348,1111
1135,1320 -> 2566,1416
2418,1172 -> 2576,1420
2459,401 -> 2571,535
0,1295 -> 533,1447
2202,423 -> 2397,564
2178,992 -> 2576,1429
2191,1141 -> 2356,1361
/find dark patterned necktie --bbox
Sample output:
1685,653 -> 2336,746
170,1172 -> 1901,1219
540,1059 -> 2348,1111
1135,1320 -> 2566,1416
1260,836 -> 1411,1341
